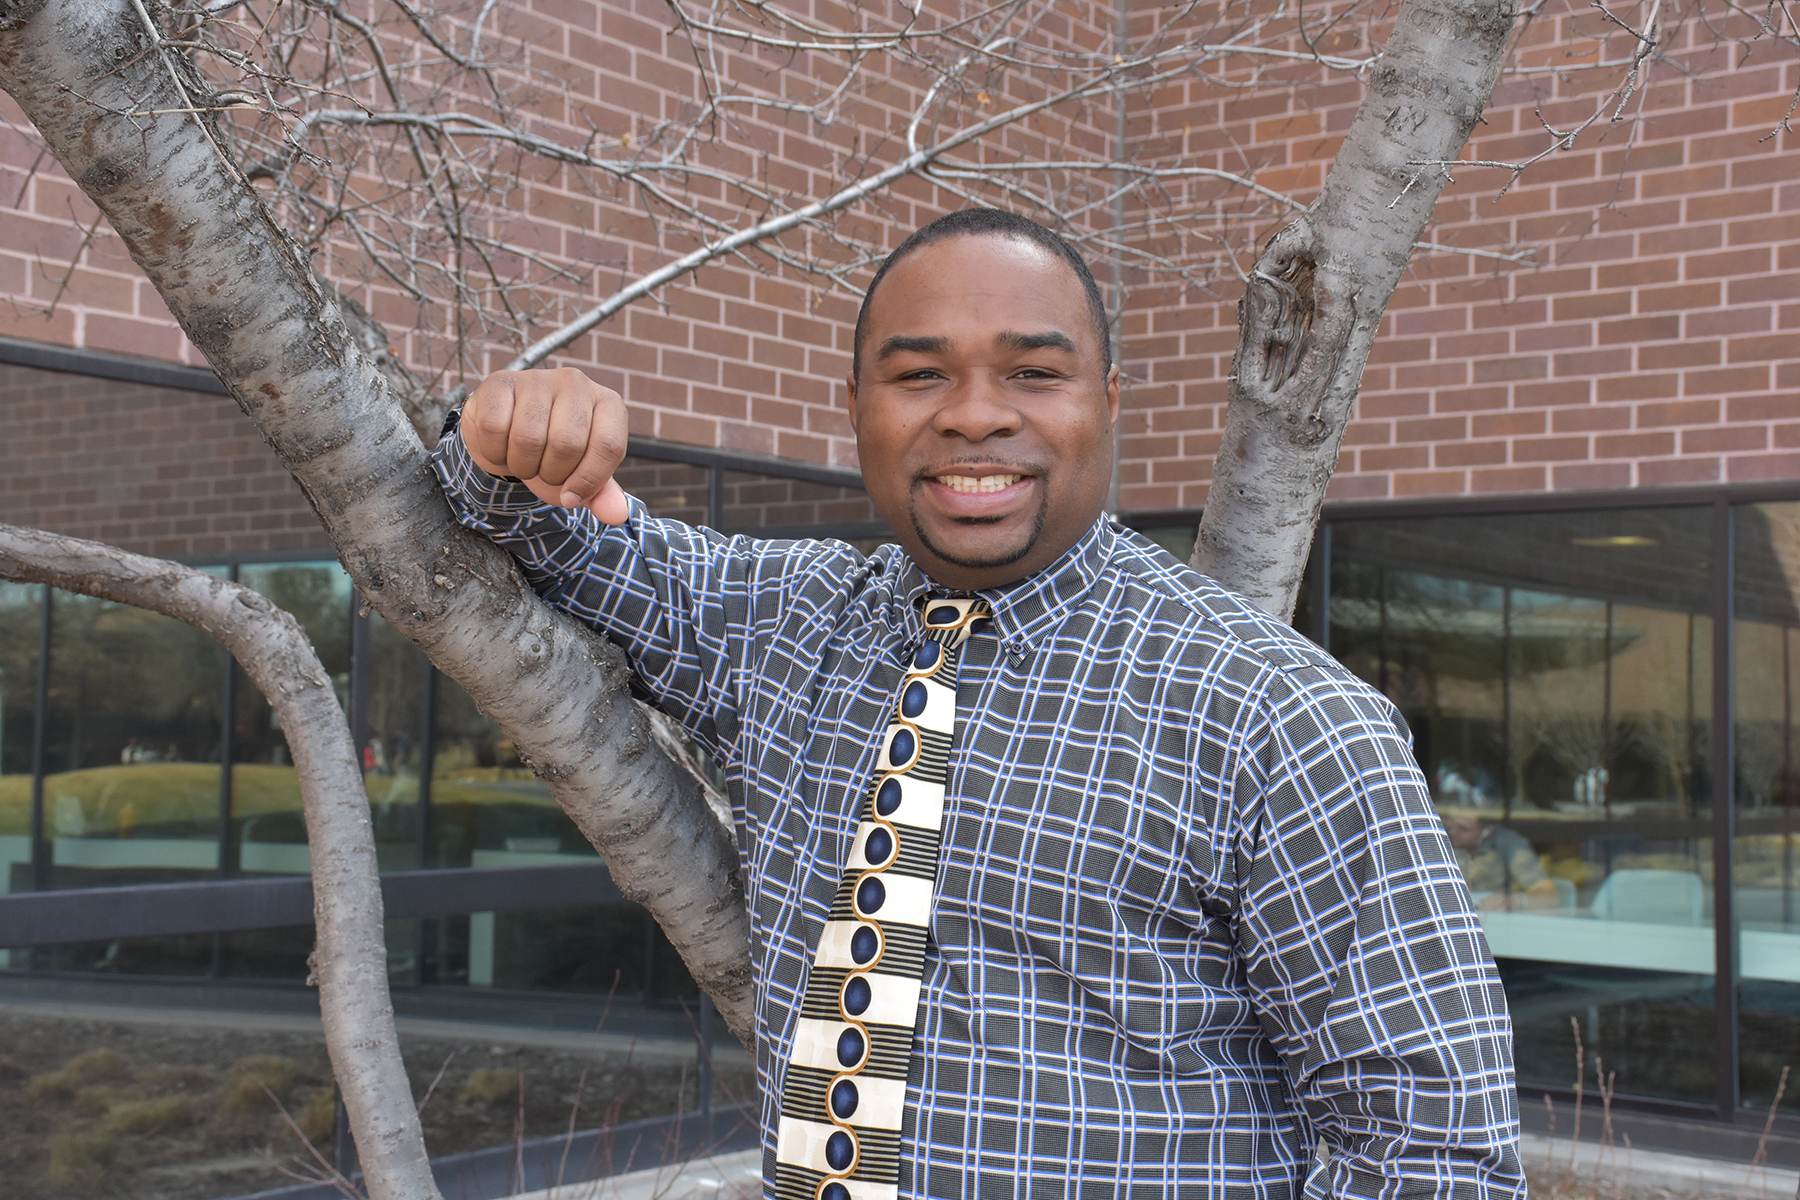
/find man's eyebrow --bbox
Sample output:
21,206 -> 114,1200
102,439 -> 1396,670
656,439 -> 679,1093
998,330 -> 1079,354
876,335 -> 953,359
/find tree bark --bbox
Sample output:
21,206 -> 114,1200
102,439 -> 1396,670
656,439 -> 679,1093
0,523 -> 441,1200
1193,0 -> 1518,618
0,0 -> 755,1048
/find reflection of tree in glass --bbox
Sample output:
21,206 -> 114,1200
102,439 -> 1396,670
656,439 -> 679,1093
365,618 -> 424,780
235,565 -> 350,767
45,595 -> 224,772
0,582 -> 41,776
1612,608 -> 1710,819
244,565 -> 349,675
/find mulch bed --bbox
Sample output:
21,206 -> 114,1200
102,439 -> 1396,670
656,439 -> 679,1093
0,1009 -> 750,1200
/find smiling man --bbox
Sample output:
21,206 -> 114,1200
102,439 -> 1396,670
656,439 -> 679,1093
434,209 -> 1525,1199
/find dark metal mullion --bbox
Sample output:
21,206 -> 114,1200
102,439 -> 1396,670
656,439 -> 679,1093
412,661 -> 438,986
707,463 -> 723,530
213,567 -> 240,979
1710,499 -> 1739,1118
416,661 -> 437,870
28,583 -> 50,896
1308,521 -> 1331,652
350,595 -> 371,774
218,564 -> 239,879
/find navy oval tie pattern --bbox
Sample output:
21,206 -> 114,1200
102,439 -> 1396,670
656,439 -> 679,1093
774,597 -> 990,1200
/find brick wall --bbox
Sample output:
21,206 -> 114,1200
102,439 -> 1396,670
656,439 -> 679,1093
0,0 -> 1796,521
0,364 -> 320,558
1116,6 -> 1800,510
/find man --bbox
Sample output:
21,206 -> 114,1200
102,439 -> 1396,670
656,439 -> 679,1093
1441,808 -> 1561,911
434,209 -> 1525,1197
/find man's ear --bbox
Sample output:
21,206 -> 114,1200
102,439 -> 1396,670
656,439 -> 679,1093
845,370 -> 861,434
1104,364 -> 1121,427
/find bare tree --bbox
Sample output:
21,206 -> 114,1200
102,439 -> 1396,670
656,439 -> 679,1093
0,0 -> 1758,1193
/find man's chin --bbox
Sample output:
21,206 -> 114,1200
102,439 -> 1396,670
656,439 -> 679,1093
910,511 -> 1043,576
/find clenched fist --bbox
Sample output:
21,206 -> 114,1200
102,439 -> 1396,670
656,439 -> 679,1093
460,368 -> 631,524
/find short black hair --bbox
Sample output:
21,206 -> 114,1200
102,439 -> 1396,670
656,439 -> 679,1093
851,208 -> 1113,383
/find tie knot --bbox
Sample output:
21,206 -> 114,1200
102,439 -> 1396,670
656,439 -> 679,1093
921,596 -> 990,647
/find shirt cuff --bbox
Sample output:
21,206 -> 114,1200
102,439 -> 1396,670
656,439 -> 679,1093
431,415 -> 553,514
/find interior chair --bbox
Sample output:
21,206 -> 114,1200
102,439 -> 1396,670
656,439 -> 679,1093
1588,868 -> 1705,925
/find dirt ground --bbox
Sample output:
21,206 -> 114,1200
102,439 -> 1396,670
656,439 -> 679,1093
0,1009 -> 751,1200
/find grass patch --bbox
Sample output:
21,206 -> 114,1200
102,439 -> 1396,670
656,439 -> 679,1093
105,1095 -> 194,1136
458,1067 -> 520,1106
44,1131 -> 119,1190
28,1049 -> 133,1100
216,1056 -> 299,1116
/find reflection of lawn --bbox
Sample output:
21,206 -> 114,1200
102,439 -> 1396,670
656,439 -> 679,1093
0,763 -> 558,836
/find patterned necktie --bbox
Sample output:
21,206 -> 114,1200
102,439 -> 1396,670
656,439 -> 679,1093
774,597 -> 992,1200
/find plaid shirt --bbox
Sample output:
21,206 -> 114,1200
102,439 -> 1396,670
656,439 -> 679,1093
435,435 -> 1525,1199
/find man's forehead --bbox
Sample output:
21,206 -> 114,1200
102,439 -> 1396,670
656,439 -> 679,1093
868,238 -> 1094,333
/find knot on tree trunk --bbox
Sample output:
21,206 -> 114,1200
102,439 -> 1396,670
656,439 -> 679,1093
1246,252 -> 1316,391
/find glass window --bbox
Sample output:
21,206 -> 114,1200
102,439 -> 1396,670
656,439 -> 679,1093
1734,500 -> 1800,1116
1,583 -> 42,968
231,562 -> 351,879
1332,508 -> 1718,1107
38,588 -> 228,888
422,673 -> 690,998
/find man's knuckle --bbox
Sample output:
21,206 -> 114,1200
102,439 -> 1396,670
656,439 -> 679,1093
548,429 -> 588,458
593,431 -> 627,463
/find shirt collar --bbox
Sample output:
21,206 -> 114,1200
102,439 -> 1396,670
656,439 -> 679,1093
892,516 -> 1118,658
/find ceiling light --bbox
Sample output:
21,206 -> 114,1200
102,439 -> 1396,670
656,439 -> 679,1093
1570,535 -> 1658,547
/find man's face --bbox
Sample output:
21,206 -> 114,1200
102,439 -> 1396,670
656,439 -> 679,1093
1444,813 -> 1483,850
846,234 -> 1120,591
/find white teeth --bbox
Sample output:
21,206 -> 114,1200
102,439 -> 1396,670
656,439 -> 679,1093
937,474 -> 1021,493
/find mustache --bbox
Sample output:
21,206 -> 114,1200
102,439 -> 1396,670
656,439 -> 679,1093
908,459 -> 1043,484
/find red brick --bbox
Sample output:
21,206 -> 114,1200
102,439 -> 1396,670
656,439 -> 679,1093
1727,451 -> 1800,480
1471,466 -> 1548,492
1434,440 -> 1507,467
1685,366 -> 1771,395
1638,398 -> 1722,427
1596,431 -> 1676,458
1681,426 -> 1768,454
1553,462 -> 1633,490
1639,457 -> 1721,486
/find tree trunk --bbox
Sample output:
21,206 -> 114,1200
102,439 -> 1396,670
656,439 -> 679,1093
0,0 -> 755,1046
1193,0 -> 1518,618
0,523 -> 441,1200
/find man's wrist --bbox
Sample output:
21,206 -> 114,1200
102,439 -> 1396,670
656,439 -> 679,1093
432,417 -> 548,513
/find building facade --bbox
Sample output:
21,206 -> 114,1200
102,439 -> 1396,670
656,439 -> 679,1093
0,0 -> 1795,1162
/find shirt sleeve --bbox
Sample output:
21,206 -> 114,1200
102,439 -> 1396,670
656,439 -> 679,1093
430,423 -> 852,758
1234,666 -> 1527,1198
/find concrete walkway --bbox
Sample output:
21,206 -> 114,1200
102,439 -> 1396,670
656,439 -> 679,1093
1520,1132 -> 1800,1197
508,1148 -> 761,1200
501,1139 -> 1800,1200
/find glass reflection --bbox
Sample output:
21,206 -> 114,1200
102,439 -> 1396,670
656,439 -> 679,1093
231,562 -> 351,882
0,583 -> 42,971
424,673 -> 690,998
38,589 -> 227,889
1332,508 -> 1717,1106
1735,501 -> 1800,1115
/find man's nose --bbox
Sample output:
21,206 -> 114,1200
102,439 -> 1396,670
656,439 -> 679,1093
932,374 -> 1021,441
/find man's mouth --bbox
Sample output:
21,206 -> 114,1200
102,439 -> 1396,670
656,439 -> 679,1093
933,474 -> 1024,493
